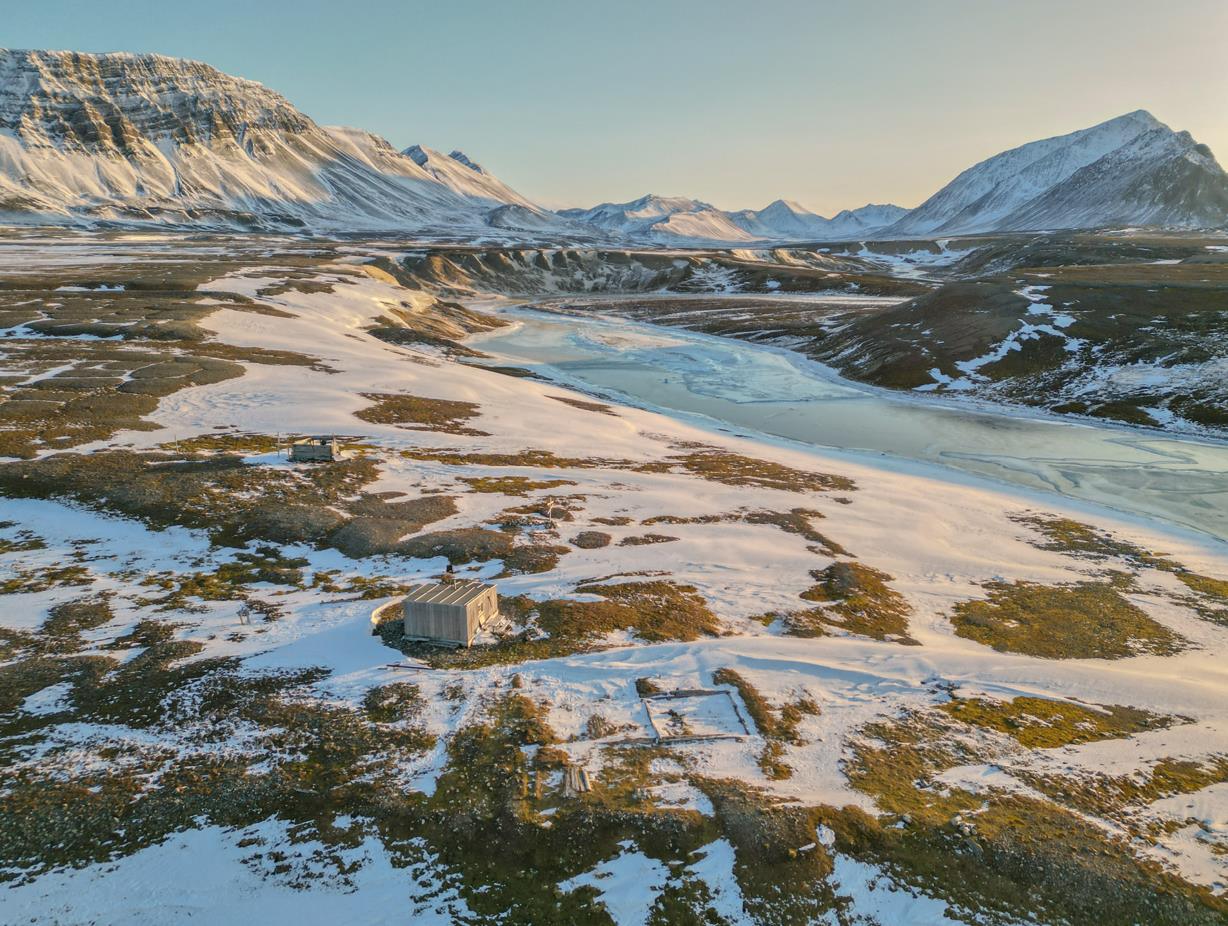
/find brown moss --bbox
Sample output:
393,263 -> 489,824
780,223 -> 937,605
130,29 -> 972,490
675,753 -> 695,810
838,709 -> 1227,926
163,432 -> 282,454
139,548 -> 309,609
355,392 -> 487,435
618,533 -> 679,546
547,395 -> 618,416
951,579 -> 1186,659
940,695 -> 1180,748
39,596 -> 115,651
497,543 -> 570,577
0,563 -> 93,595
460,476 -> 577,495
635,677 -> 664,698
693,779 -> 835,921
1011,512 -> 1156,562
328,494 -> 458,558
0,450 -> 379,549
1012,512 -> 1228,626
1173,570 -> 1228,625
1020,755 -> 1228,823
643,507 -> 849,556
638,448 -> 854,493
545,581 -> 721,643
788,562 -> 915,643
400,447 -> 632,469
389,580 -> 721,668
395,527 -> 514,564
362,682 -> 425,724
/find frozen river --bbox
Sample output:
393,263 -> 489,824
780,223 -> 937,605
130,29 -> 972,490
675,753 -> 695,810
472,304 -> 1228,543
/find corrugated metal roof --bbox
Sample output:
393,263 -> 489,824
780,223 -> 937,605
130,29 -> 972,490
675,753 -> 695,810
403,581 -> 493,607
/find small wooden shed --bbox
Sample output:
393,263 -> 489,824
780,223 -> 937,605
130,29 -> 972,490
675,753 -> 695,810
290,435 -> 341,463
402,580 -> 499,647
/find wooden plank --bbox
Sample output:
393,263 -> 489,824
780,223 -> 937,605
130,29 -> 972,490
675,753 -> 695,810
381,662 -> 441,671
639,698 -> 663,743
722,690 -> 753,736
644,688 -> 726,700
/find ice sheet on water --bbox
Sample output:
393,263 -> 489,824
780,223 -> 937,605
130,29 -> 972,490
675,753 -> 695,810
566,322 -> 857,405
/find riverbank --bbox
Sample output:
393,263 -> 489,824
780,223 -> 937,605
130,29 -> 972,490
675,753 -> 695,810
469,303 -> 1228,543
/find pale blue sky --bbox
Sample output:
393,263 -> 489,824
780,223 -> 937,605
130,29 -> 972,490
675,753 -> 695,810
7,0 -> 1226,214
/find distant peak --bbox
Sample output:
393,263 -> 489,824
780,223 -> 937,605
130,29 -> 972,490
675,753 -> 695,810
762,198 -> 811,214
629,193 -> 709,210
402,144 -> 428,166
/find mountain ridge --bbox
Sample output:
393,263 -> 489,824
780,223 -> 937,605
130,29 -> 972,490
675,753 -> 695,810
0,49 -> 1224,240
560,110 -> 1228,242
559,195 -> 908,243
0,47 -> 567,234
883,110 -> 1228,236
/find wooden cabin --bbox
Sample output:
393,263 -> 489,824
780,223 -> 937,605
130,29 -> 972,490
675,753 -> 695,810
402,580 -> 499,647
289,435 -> 340,463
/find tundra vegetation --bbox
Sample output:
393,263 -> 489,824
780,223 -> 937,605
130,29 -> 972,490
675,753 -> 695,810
843,705 -> 1227,925
950,578 -> 1186,659
787,562 -> 916,644
0,257 -> 330,458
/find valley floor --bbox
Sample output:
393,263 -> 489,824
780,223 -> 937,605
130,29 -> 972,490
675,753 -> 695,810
1,233 -> 1227,925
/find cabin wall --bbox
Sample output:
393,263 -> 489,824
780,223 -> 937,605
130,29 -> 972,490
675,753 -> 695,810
290,444 -> 336,462
404,601 -> 471,645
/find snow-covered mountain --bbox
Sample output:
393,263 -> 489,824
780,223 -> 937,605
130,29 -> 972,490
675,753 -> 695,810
557,194 -> 756,242
0,48 -> 568,234
521,110 -> 1228,241
823,203 -> 910,237
561,195 -> 906,243
731,200 -> 909,240
885,110 -> 1228,236
726,199 -> 827,238
5,49 -> 1222,241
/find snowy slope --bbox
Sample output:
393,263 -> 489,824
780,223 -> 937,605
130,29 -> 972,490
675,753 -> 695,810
0,48 -> 568,234
402,144 -> 539,210
886,110 -> 1228,236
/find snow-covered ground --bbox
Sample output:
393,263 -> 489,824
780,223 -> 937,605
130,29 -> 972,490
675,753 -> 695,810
2,238 -> 1227,923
